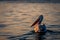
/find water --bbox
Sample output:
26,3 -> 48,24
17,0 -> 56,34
0,2 -> 60,40
0,0 -> 60,3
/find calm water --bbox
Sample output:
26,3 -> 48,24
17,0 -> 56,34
0,2 -> 60,40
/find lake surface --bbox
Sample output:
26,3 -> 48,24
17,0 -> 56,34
0,2 -> 60,40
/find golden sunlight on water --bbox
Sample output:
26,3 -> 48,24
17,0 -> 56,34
0,2 -> 60,40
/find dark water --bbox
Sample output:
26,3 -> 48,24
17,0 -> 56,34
0,0 -> 60,3
7,30 -> 60,40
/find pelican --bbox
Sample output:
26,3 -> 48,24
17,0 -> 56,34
31,15 -> 47,33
